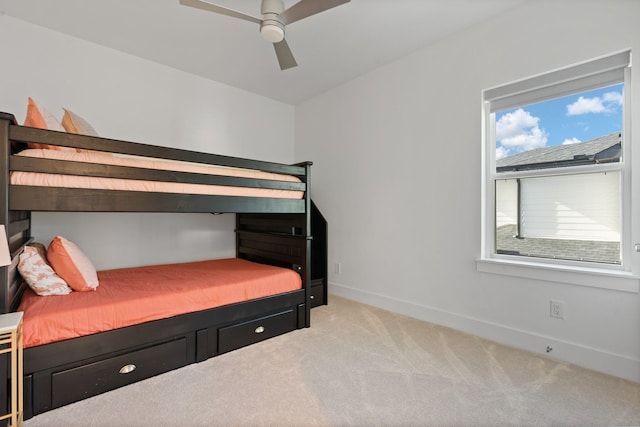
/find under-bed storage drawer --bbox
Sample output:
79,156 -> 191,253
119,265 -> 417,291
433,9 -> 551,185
309,278 -> 326,308
218,309 -> 297,354
50,337 -> 188,408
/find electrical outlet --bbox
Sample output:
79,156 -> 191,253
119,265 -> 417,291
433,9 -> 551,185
334,263 -> 341,275
550,300 -> 564,319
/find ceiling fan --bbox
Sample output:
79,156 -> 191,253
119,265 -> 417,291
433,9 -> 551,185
179,0 -> 350,70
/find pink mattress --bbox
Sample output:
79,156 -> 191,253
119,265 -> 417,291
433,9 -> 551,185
10,149 -> 303,199
17,258 -> 302,348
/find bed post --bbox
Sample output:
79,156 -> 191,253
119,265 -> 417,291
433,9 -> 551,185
0,113 -> 31,315
0,113 -> 14,426
0,113 -> 15,315
302,162 -> 312,328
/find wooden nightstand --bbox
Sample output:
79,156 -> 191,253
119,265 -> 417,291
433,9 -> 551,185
0,312 -> 23,427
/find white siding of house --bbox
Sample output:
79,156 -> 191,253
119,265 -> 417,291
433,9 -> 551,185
520,172 -> 620,241
495,179 -> 518,228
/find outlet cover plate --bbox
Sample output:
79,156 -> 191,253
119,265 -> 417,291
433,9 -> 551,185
550,300 -> 564,319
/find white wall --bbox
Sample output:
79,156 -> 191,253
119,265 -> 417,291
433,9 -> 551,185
295,0 -> 640,382
0,15 -> 295,269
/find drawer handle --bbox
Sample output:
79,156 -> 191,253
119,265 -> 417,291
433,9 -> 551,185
255,326 -> 265,334
310,295 -> 315,300
119,364 -> 137,374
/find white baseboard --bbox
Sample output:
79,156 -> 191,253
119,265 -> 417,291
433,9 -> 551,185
328,281 -> 640,383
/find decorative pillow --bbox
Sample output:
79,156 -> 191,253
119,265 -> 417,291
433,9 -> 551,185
23,98 -> 75,151
28,242 -> 49,264
18,246 -> 73,296
61,108 -> 104,154
47,236 -> 99,292
61,108 -> 99,136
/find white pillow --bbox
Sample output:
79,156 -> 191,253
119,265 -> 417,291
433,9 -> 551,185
18,246 -> 73,296
61,108 -> 99,136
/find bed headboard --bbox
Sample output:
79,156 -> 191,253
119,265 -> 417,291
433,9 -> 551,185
2,253 -> 24,314
0,113 -> 32,313
3,210 -> 32,313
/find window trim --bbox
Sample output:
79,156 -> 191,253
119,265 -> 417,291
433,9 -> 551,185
476,257 -> 639,293
479,50 -> 638,292
484,51 -> 630,110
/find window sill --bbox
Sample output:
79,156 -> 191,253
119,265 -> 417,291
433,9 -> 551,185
476,258 -> 639,293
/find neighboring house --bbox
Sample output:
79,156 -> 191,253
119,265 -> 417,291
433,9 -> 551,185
496,132 -> 621,244
496,132 -> 621,173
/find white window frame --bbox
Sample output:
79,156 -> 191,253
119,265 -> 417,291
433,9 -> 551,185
477,50 -> 639,293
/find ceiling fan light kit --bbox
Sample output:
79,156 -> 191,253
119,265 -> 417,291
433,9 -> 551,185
260,23 -> 284,43
180,0 -> 350,70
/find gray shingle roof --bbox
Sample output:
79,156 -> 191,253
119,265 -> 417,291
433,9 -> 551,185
496,132 -> 621,171
496,224 -> 620,264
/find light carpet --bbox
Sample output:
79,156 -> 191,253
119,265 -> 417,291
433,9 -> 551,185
24,295 -> 640,426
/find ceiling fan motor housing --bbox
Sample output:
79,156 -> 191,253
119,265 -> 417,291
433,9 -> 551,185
260,0 -> 285,43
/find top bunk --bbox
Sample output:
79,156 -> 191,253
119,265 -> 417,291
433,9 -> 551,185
0,111 -> 310,215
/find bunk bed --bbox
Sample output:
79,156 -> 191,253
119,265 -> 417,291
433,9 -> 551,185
0,112 -> 313,419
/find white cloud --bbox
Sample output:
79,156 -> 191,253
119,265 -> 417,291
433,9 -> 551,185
496,146 -> 510,160
603,91 -> 623,104
496,108 -> 548,153
567,96 -> 605,115
566,91 -> 622,116
562,137 -> 581,145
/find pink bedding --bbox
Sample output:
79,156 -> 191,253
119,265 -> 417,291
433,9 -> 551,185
17,258 -> 302,348
10,149 -> 303,199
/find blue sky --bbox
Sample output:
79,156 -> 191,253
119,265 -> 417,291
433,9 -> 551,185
495,83 -> 623,160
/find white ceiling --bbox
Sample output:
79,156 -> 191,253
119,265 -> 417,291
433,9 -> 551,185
0,0 -> 527,105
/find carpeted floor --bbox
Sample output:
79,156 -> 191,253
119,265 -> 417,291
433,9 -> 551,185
24,295 -> 640,426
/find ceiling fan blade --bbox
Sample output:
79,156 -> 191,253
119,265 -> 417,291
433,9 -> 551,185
273,39 -> 298,70
280,0 -> 350,25
179,0 -> 261,24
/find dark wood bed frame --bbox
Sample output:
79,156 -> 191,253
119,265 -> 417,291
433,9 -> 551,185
0,112 -> 313,420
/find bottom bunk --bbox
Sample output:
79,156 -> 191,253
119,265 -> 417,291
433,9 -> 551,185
0,213 -> 312,420
23,287 -> 306,418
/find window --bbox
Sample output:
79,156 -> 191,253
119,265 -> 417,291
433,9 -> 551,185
479,51 -> 637,291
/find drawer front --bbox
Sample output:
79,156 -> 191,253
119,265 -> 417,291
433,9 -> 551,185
218,309 -> 297,354
51,338 -> 188,408
310,283 -> 326,308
